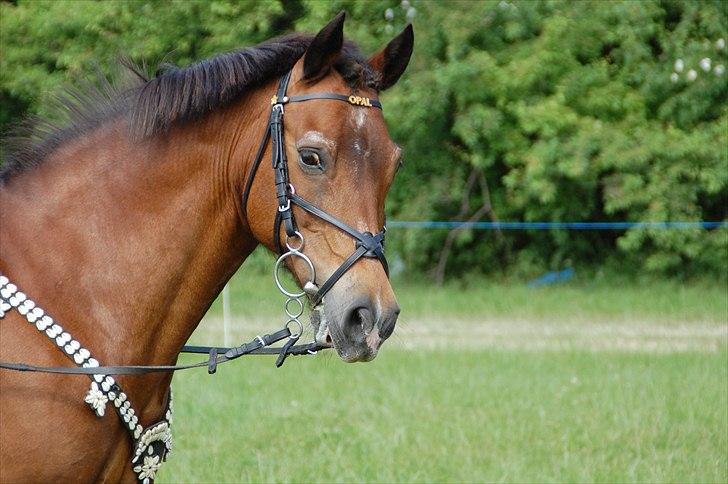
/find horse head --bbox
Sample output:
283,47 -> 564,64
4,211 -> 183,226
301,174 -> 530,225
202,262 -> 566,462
244,13 -> 414,362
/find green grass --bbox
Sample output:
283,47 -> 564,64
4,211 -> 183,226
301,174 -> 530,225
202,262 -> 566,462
158,350 -> 727,483
161,253 -> 727,483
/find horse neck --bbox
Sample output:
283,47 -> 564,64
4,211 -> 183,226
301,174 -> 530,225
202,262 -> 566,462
0,85 -> 272,412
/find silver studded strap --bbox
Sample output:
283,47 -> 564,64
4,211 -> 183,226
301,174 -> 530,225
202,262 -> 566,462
0,274 -> 173,482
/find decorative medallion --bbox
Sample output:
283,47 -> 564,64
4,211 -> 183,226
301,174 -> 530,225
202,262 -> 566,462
84,382 -> 108,417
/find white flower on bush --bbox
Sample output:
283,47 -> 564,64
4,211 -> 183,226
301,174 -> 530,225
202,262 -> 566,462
674,59 -> 684,72
670,72 -> 679,83
686,69 -> 697,81
700,58 -> 711,72
384,8 -> 394,21
717,38 -> 725,50
715,64 -> 725,76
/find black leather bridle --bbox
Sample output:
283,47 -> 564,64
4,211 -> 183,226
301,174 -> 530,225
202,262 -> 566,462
241,70 -> 389,308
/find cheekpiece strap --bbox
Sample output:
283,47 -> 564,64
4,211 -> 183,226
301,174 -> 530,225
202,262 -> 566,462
270,71 -> 297,239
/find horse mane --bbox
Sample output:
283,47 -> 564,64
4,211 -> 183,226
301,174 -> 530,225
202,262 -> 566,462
1,33 -> 379,182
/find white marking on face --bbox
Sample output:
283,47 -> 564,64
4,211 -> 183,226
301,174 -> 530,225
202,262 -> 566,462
353,139 -> 363,156
349,109 -> 371,158
354,109 -> 367,131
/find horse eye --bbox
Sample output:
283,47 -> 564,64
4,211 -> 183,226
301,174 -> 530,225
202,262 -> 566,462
298,150 -> 321,168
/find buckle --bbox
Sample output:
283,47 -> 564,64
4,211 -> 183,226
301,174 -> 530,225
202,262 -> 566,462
278,199 -> 291,212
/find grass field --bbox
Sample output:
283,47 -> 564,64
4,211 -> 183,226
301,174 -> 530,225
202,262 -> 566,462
158,262 -> 727,483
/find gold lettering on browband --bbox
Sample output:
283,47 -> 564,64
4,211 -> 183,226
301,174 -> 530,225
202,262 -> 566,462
348,95 -> 373,107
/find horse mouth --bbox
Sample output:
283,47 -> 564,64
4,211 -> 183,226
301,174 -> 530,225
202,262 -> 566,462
309,302 -> 381,363
310,306 -> 333,347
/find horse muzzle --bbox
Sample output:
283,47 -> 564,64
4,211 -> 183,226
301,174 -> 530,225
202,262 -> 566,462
315,296 -> 399,362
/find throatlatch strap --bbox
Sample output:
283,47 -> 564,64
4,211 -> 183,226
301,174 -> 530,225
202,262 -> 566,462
241,123 -> 271,216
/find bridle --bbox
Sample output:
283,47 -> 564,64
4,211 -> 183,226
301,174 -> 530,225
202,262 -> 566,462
241,70 -> 389,309
0,69 -> 392,482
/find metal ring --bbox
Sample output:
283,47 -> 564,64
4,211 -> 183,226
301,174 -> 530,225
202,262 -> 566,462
274,251 -> 315,298
286,318 -> 304,339
285,297 -> 304,319
288,183 -> 296,195
285,231 -> 304,252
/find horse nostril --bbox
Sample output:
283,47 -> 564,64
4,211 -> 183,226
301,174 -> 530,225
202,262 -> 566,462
356,307 -> 374,334
344,305 -> 375,341
378,305 -> 400,340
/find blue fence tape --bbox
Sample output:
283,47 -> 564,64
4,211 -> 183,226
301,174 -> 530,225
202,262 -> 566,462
386,221 -> 727,230
527,268 -> 575,288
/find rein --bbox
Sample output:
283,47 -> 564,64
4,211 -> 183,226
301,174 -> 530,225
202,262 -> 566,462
0,329 -> 328,375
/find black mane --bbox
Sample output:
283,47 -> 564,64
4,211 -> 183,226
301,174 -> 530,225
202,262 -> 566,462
1,34 -> 379,182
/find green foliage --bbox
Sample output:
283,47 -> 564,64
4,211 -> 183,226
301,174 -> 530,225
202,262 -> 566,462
379,0 -> 727,278
0,0 -> 288,123
1,0 -> 726,278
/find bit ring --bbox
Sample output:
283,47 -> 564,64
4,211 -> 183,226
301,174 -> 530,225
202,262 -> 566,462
285,231 -> 305,252
285,297 -> 305,319
274,251 -> 315,298
286,318 -> 304,339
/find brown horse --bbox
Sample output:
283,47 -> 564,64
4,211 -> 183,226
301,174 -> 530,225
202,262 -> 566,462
0,13 -> 413,482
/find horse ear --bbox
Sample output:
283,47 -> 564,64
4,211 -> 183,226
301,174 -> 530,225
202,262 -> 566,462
303,11 -> 346,81
368,24 -> 414,91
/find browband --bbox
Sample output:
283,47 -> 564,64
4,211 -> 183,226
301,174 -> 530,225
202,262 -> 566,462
271,93 -> 382,109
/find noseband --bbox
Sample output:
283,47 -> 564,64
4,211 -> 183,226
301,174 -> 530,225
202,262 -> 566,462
242,71 -> 389,308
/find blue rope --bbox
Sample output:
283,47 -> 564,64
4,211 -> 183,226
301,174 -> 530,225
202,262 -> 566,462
386,221 -> 727,230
